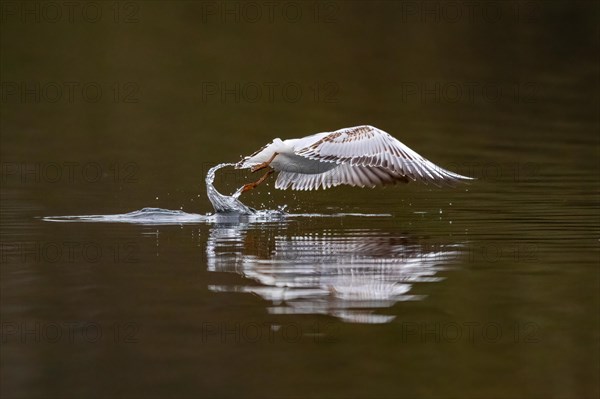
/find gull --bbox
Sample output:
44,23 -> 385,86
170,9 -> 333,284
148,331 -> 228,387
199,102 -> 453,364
235,125 -> 473,192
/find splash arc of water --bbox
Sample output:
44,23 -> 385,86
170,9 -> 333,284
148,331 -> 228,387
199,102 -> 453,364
42,163 -> 392,223
205,163 -> 256,215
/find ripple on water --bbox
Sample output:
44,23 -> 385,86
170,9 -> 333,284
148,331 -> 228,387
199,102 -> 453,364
42,163 -> 391,224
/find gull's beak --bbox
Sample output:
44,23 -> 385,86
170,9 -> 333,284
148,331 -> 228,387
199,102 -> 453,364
236,157 -> 263,171
235,157 -> 249,169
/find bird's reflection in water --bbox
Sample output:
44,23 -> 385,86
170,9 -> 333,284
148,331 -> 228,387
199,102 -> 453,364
207,219 -> 461,324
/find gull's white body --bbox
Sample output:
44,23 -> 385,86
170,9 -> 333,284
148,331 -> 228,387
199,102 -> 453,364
236,125 -> 472,191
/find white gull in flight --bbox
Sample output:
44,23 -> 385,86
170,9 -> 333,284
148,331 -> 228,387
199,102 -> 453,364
236,125 -> 472,192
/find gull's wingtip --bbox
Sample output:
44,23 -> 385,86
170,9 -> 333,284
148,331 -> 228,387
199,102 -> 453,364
445,169 -> 475,182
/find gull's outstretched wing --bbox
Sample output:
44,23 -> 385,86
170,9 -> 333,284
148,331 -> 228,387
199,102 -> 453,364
275,163 -> 409,191
293,125 -> 472,186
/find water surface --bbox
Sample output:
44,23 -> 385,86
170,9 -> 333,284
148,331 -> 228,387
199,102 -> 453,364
1,2 -> 598,398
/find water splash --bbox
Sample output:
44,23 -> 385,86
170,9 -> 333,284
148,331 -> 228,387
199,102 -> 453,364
205,163 -> 255,214
42,163 -> 391,224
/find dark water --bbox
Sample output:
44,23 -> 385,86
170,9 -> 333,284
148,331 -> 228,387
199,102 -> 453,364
1,1 -> 598,398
